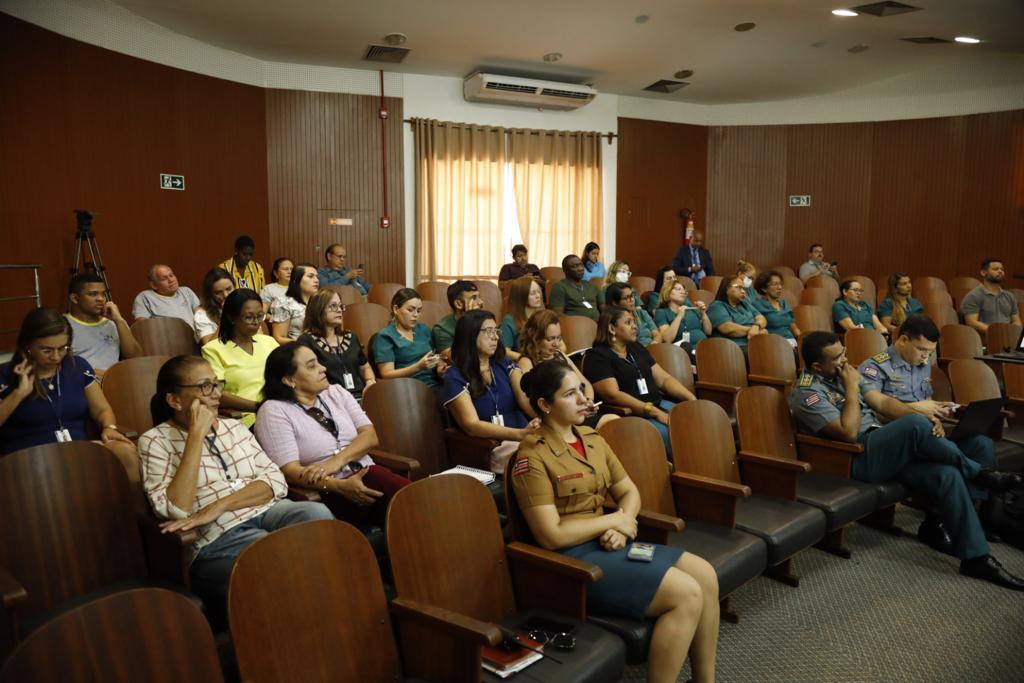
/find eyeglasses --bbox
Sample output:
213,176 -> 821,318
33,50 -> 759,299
526,630 -> 576,651
306,406 -> 338,438
848,288 -> 864,294
326,304 -> 346,313
479,327 -> 500,338
177,380 -> 226,396
241,315 -> 264,324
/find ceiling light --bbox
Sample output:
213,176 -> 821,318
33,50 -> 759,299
811,40 -> 828,48
542,52 -> 562,62
734,22 -> 756,32
384,33 -> 407,46
635,15 -> 650,24
954,36 -> 981,44
848,43 -> 870,53
832,9 -> 859,17
674,69 -> 694,80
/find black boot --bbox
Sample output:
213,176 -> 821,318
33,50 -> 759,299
960,555 -> 1024,591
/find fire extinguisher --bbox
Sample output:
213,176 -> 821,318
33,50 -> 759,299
680,208 -> 695,243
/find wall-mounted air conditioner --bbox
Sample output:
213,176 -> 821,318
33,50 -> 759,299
463,72 -> 597,111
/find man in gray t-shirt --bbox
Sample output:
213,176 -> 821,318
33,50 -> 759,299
67,273 -> 142,375
959,258 -> 1021,335
132,264 -> 200,329
798,243 -> 840,282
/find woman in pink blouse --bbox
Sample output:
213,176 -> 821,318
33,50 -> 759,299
255,343 -> 410,524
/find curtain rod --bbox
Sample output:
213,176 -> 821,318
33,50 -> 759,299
403,118 -> 617,143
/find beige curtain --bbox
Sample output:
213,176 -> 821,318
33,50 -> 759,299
508,129 -> 603,267
413,118 -> 506,282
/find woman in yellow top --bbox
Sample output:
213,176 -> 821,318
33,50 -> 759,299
202,289 -> 279,426
512,360 -> 719,683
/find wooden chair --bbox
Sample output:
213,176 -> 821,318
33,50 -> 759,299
949,276 -> 982,309
668,400 -> 826,585
629,275 -> 656,295
845,328 -> 887,367
419,299 -> 448,330
986,322 -> 1022,354
647,342 -> 695,394
345,303 -> 391,355
918,289 -> 954,308
0,443 -> 195,653
781,275 -> 804,297
472,279 -> 503,318
598,418 -> 768,624
735,387 -> 879,558
130,317 -> 196,357
689,289 -> 715,308
323,284 -> 363,307
950,360 -> 1024,466
780,289 -> 799,311
367,282 -> 405,308
923,301 -> 959,329
694,338 -> 748,415
848,275 -> 876,311
589,276 -> 606,291
798,287 -> 835,312
387,476 -> 627,680
771,266 -> 797,279
677,275 -> 697,292
930,365 -> 953,402
794,304 -> 832,333
558,314 -> 598,354
539,266 -> 565,284
229,520 -> 498,683
805,275 -> 840,301
415,280 -> 450,306
747,333 -> 797,391
101,355 -> 171,437
914,276 -> 947,293
0,588 -> 222,683
938,324 -> 983,370
948,359 -> 1001,407
700,275 -> 723,294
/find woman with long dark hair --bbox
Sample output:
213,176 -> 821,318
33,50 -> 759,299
581,241 -> 606,282
194,267 -> 235,345
260,257 -> 293,315
373,287 -> 444,387
298,289 -> 375,399
499,276 -> 545,356
270,263 -> 319,344
646,265 -> 677,314
878,272 -> 924,337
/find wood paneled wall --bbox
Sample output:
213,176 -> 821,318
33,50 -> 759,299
616,118 -> 708,279
265,91 -> 405,285
0,14 -> 269,349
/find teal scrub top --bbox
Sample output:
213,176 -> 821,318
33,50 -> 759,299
653,300 -> 707,345
373,321 -> 438,387
832,299 -> 876,331
707,300 -> 758,347
752,297 -> 796,339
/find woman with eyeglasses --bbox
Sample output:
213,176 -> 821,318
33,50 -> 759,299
442,309 -> 540,473
298,289 -> 375,399
270,263 -> 319,344
193,267 -> 235,345
653,279 -> 711,354
139,355 -> 332,607
878,272 -> 924,337
374,288 -> 444,388
606,281 -> 661,347
499,276 -> 545,356
256,343 -> 409,522
751,270 -> 800,346
833,279 -> 887,334
260,257 -> 293,315
512,360 -> 719,683
706,275 -> 768,351
0,308 -> 135,469
202,289 -> 280,427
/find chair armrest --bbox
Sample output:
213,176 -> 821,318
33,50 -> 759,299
737,450 -> 809,500
670,472 -> 750,497
286,485 -> 322,502
669,472 -> 749,528
391,597 -> 502,683
794,433 -> 861,478
136,512 -> 196,587
506,542 -> 602,582
443,429 -> 499,470
747,374 -> 791,389
507,541 -> 601,620
695,380 -> 741,395
392,596 -> 502,645
368,448 -> 422,479
0,566 -> 26,609
738,450 -> 810,473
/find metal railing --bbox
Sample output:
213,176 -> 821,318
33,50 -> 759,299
0,264 -> 42,334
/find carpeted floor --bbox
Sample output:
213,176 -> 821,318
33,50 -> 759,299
623,505 -> 1024,682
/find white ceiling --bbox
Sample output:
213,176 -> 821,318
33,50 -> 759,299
106,0 -> 1024,104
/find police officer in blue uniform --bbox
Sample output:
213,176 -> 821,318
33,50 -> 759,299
858,315 -> 998,551
789,330 -> 1024,591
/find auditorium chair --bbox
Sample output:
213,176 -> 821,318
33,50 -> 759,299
694,337 -> 747,416
677,275 -> 697,292
848,275 -> 876,311
986,322 -> 1022,355
700,275 -> 723,294
805,274 -> 840,301
416,280 -> 450,306
735,387 -> 879,558
419,299 -> 448,330
914,276 -> 947,293
229,520 -> 500,683
590,277 -> 606,291
931,365 -> 953,402
918,289 -> 954,309
388,476 -> 627,683
771,266 -> 797,280
599,418 -> 768,626
0,443 -> 197,656
345,302 -> 391,355
0,589 -> 222,683
367,281 -> 405,308
948,359 -> 1024,469
949,276 -> 982,309
130,317 -> 196,357
747,333 -> 798,392
628,275 -> 655,295
472,279 -> 503,318
101,355 -> 171,437
559,314 -> 598,355
646,343 -> 695,394
844,328 -> 887,368
780,289 -> 799,311
668,400 -> 826,586
922,301 -> 959,329
799,287 -> 834,312
938,324 -> 983,371
689,289 -> 715,308
781,274 -> 804,298
539,266 -> 565,284
324,283 -> 363,307
875,275 -> 889,307
793,304 -> 832,333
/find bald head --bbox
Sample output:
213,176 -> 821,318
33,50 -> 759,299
148,264 -> 179,295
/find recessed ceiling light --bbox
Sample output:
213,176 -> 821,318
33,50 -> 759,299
635,15 -> 650,24
384,32 -> 407,46
734,22 -> 756,32
542,52 -> 562,62
832,9 -> 859,17
848,43 -> 870,53
954,36 -> 981,44
674,69 -> 694,80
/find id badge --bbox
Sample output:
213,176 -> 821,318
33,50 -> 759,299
229,479 -> 245,492
636,378 -> 648,394
342,373 -> 356,390
491,414 -> 505,426
55,428 -> 72,443
681,331 -> 691,343
582,300 -> 593,309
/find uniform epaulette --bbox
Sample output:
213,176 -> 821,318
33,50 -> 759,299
797,373 -> 814,388
872,352 -> 890,363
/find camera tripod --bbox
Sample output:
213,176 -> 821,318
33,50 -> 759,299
70,209 -> 111,297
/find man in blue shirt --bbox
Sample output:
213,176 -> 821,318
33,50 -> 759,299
318,243 -> 371,295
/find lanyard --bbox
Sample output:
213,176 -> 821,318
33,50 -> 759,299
204,427 -> 234,480
316,396 -> 343,451
624,350 -> 644,379
42,370 -> 65,430
485,364 -> 502,416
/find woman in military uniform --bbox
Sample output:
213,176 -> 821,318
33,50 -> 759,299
513,361 -> 719,683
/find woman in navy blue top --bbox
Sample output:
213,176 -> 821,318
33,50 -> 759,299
442,310 -> 539,473
0,308 -> 134,461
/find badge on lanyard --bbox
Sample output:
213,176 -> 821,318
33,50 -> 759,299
491,414 -> 505,426
55,428 -> 72,443
342,373 -> 356,390
636,378 -> 649,394
582,301 -> 593,309
681,331 -> 691,343
229,479 -> 246,492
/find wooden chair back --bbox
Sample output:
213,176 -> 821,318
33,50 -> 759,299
472,280 -> 503,317
844,328 -> 887,367
918,289 -> 953,308
388,475 -> 516,624
805,274 -> 840,300
367,282 -> 405,308
930,365 -> 953,402
948,359 -> 1001,404
949,277 -> 982,309
780,289 -> 799,311
848,275 -> 876,310
700,275 -> 724,294
324,284 -> 363,307
747,334 -> 797,386
986,322 -> 1022,354
419,300 -> 448,330
415,281 -> 450,306
647,343 -> 695,393
781,275 -> 804,297
362,379 -> 448,476
539,266 -> 565,284
939,324 -> 983,364
677,275 -> 697,292
0,588 -> 222,683
695,338 -> 748,389
1003,362 -> 1024,401
923,302 -> 959,328
735,386 -> 799,460
345,303 -> 391,354
668,400 -> 741,484
130,317 -> 196,357
559,315 -> 598,354
914,276 -> 947,293
0,443 -> 146,621
229,521 -> 401,683
689,289 -> 715,308
794,304 -> 832,333
101,355 -> 171,436
771,266 -> 797,279
629,276 -> 656,295
799,287 -> 835,312
589,277 -> 606,291
599,418 -> 676,516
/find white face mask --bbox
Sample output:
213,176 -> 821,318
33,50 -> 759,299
742,276 -> 752,288
615,271 -> 629,283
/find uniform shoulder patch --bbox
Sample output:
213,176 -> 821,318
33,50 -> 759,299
797,373 -> 814,388
511,458 -> 531,477
862,365 -> 879,378
872,352 -> 890,363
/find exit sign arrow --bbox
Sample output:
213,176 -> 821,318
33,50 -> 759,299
160,173 -> 185,191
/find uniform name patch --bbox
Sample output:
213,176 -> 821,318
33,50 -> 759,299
557,472 -> 584,482
862,365 -> 878,378
804,393 -> 820,407
511,459 -> 531,477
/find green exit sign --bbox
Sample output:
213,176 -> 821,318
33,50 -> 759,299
160,173 -> 185,191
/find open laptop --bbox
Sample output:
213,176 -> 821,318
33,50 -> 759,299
991,327 -> 1024,360
948,397 -> 1007,441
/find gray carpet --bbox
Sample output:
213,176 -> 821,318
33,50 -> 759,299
623,505 -> 1024,682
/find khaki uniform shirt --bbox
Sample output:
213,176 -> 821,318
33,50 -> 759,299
512,424 -> 627,520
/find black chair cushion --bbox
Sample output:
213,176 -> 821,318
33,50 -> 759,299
875,480 -> 909,508
796,473 -> 879,531
735,495 -> 827,565
994,433 -> 1024,471
498,608 -> 627,682
669,520 -> 768,597
584,613 -> 652,665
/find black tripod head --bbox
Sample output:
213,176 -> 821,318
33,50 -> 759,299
74,209 -> 95,237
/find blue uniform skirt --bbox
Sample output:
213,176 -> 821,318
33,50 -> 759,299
561,540 -> 684,620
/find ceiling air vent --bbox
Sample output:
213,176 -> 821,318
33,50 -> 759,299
644,79 -> 689,94
851,2 -> 922,17
539,87 -> 593,100
900,36 -> 951,44
363,45 -> 410,63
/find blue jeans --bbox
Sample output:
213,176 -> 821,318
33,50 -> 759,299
190,499 -> 333,605
647,399 -> 677,460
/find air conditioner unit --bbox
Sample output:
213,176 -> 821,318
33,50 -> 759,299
463,72 -> 597,110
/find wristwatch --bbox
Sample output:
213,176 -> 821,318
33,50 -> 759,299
642,402 -> 654,416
